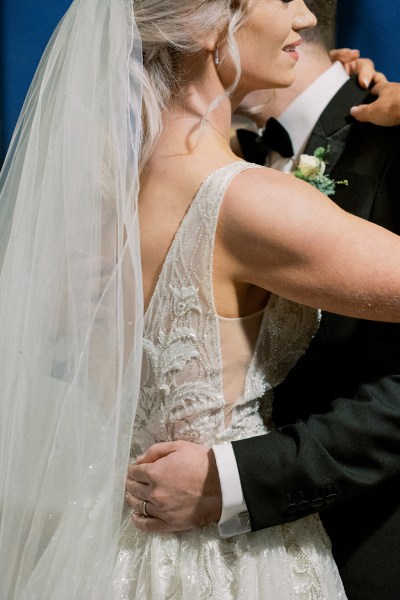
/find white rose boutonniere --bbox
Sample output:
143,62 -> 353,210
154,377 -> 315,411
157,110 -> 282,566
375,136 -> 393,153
294,146 -> 348,197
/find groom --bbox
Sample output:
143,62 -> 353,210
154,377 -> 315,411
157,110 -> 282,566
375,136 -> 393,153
126,3 -> 400,598
231,4 -> 400,598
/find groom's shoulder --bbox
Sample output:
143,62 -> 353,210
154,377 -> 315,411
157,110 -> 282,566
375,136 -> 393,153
347,112 -> 400,155
323,77 -> 400,142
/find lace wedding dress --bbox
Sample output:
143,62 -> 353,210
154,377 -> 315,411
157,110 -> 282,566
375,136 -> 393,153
112,162 -> 347,599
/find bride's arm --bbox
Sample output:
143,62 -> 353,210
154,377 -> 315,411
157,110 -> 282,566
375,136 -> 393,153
351,81 -> 400,127
217,167 -> 400,321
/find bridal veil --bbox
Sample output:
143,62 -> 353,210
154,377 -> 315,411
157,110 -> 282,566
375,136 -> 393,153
0,0 -> 144,597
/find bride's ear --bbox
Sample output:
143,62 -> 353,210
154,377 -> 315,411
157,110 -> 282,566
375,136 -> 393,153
201,36 -> 222,67
199,25 -> 226,54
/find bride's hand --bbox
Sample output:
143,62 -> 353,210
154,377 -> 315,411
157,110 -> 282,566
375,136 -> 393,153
330,50 -> 400,126
125,441 -> 222,532
351,81 -> 400,127
330,48 -> 387,89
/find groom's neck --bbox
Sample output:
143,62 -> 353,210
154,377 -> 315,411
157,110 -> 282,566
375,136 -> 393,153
270,43 -> 333,119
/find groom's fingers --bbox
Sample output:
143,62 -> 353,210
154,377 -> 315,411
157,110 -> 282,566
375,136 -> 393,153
125,492 -> 154,517
131,513 -> 189,533
127,439 -> 206,486
126,493 -> 191,532
126,441 -> 186,486
125,475 -> 150,497
133,441 -> 182,465
125,441 -> 221,532
127,462 -> 153,483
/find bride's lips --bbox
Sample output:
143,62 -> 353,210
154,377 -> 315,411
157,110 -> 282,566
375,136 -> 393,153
282,38 -> 302,60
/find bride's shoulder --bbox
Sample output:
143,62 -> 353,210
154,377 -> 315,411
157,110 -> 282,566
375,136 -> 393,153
219,163 -> 334,250
224,162 -> 331,217
228,163 -> 299,197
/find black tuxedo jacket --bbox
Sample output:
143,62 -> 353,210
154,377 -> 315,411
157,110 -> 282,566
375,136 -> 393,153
233,78 -> 400,600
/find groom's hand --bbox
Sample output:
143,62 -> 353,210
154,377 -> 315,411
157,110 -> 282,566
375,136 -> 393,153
125,441 -> 222,533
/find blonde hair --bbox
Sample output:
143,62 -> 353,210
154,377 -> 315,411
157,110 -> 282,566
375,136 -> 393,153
134,0 -> 253,166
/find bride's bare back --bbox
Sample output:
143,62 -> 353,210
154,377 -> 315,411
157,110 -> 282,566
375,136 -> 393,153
139,118 -> 271,319
139,107 -> 400,326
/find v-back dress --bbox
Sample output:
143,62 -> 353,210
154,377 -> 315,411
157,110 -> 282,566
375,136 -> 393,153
112,162 -> 347,599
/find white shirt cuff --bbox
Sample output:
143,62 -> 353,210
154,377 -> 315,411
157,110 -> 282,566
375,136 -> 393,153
212,442 -> 251,538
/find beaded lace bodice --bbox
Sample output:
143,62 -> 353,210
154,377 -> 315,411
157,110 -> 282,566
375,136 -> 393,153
131,162 -> 320,456
114,163 -> 346,600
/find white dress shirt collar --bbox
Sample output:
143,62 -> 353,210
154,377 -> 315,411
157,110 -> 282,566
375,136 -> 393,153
279,61 -> 350,158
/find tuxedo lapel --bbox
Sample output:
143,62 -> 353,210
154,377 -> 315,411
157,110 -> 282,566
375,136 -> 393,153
304,120 -> 351,174
302,77 -> 382,218
304,78 -> 370,175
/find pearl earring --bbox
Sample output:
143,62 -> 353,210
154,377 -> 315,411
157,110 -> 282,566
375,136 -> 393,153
214,46 -> 219,65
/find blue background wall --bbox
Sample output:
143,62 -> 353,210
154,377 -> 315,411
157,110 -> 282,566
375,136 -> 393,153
337,0 -> 400,83
1,0 -> 400,161
0,1 -> 72,161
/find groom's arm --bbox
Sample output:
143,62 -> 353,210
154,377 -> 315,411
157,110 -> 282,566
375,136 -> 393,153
237,300 -> 400,529
234,377 -> 400,531
126,370 -> 400,534
126,308 -> 400,534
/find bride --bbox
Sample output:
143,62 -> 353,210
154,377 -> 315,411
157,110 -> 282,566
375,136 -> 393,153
1,0 -> 400,599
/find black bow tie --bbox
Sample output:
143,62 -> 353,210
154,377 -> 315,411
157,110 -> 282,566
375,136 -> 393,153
236,117 -> 294,165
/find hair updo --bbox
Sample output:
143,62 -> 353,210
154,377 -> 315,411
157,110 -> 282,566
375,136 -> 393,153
134,0 -> 253,165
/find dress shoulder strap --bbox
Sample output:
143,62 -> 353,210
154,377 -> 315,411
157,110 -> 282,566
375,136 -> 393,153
144,161 -> 261,332
194,161 -> 261,230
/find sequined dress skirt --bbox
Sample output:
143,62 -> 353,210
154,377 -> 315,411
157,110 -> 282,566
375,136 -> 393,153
111,508 -> 347,599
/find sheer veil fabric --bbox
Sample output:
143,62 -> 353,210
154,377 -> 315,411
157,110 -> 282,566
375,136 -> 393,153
0,1 -> 144,597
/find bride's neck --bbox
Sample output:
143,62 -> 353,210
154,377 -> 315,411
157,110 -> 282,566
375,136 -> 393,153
165,60 -> 233,144
143,58 -> 239,175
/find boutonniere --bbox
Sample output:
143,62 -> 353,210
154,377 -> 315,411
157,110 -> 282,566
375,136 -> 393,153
294,146 -> 348,197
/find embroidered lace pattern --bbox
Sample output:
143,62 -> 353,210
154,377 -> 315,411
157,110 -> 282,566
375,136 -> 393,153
112,162 -> 347,599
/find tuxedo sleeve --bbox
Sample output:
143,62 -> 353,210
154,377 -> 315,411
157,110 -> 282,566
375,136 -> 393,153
232,376 -> 400,531
232,318 -> 400,532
